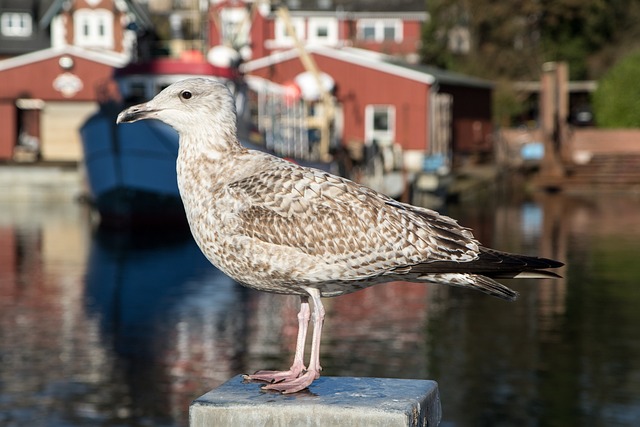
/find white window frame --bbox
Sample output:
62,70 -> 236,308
357,19 -> 403,43
360,22 -> 376,41
307,17 -> 338,45
73,9 -> 114,49
365,105 -> 396,146
448,25 -> 470,54
220,7 -> 251,47
51,14 -> 67,48
1,12 -> 33,37
274,16 -> 305,47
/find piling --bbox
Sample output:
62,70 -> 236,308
190,375 -> 441,426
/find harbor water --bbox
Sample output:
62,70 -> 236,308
1,185 -> 639,426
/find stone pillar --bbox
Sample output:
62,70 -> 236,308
190,375 -> 442,426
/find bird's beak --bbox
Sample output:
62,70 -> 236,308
116,102 -> 158,124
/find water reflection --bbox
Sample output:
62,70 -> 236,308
434,192 -> 640,427
84,229 -> 245,425
1,191 -> 639,426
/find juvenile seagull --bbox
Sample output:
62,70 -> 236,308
117,78 -> 563,394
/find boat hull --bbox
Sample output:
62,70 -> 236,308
81,102 -> 185,228
94,187 -> 186,229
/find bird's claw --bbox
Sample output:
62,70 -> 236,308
261,369 -> 317,394
244,367 -> 319,394
244,366 -> 304,384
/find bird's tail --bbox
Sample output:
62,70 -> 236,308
420,273 -> 520,301
466,275 -> 519,301
414,247 -> 563,302
417,247 -> 563,277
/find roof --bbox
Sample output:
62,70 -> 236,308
39,0 -> 67,28
286,0 -> 426,13
242,46 -> 493,89
286,10 -> 428,20
388,60 -> 494,89
0,45 -> 129,72
120,0 -> 154,30
0,0 -> 56,19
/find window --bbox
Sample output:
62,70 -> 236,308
357,19 -> 402,43
360,22 -> 376,41
274,16 -> 305,46
1,13 -> 33,37
448,25 -> 470,54
73,9 -> 113,49
373,110 -> 389,131
383,23 -> 396,41
307,17 -> 338,45
365,105 -> 395,145
220,7 -> 251,48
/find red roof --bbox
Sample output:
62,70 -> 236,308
116,56 -> 240,80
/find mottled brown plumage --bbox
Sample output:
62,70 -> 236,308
117,78 -> 563,393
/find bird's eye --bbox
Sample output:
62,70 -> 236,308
180,90 -> 192,100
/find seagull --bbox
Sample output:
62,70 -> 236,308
117,78 -> 563,394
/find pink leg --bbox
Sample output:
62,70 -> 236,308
244,296 -> 310,384
263,287 -> 325,393
306,288 -> 325,380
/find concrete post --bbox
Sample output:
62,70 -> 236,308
190,375 -> 441,426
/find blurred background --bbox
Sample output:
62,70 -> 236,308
1,1 -> 640,426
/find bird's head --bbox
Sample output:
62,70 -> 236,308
116,78 -> 237,136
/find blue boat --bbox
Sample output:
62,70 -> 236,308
80,57 -> 242,228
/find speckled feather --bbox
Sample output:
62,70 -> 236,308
117,78 -> 562,302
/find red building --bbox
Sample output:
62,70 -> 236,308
208,0 -> 427,63
243,45 -> 493,171
0,0 -> 146,161
0,0 -> 493,168
0,47 -> 125,161
209,1 -> 493,171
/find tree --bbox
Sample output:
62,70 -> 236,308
538,0 -> 615,80
421,0 -> 639,82
592,51 -> 640,128
422,1 -> 544,80
420,0 -> 457,70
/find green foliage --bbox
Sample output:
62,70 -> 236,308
420,0 -> 640,125
492,81 -> 529,127
592,51 -> 640,128
538,0 -> 614,80
420,0 -> 455,70
421,0 -> 640,82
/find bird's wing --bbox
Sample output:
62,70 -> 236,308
225,160 -> 480,275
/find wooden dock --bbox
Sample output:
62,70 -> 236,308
502,62 -> 640,193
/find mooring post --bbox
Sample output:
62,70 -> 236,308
537,61 -> 568,190
190,375 -> 441,426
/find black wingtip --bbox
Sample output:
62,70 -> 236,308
479,247 -> 564,272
